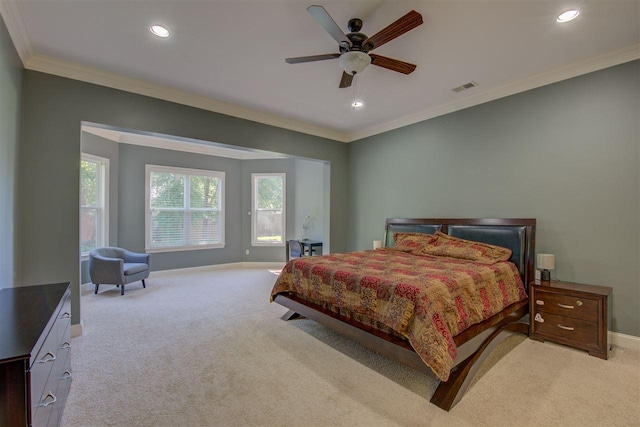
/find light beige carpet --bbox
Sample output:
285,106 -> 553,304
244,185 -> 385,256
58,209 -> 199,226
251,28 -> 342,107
62,268 -> 640,427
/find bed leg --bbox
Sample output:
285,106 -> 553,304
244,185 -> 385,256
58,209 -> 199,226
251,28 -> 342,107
430,321 -> 528,411
281,309 -> 301,321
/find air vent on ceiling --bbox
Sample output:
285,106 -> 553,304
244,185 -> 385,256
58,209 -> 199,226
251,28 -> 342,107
452,81 -> 478,92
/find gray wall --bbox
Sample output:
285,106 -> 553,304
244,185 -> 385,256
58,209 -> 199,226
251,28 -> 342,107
348,60 -> 640,336
0,15 -> 22,289
293,159 -> 326,244
19,71 -> 349,326
117,144 -> 244,270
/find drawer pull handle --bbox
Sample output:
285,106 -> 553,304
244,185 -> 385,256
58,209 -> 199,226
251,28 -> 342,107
60,312 -> 71,319
60,342 -> 72,349
557,303 -> 574,309
61,370 -> 72,379
576,300 -> 583,306
38,351 -> 56,364
534,313 -> 544,323
535,300 -> 544,305
557,324 -> 575,331
38,392 -> 57,407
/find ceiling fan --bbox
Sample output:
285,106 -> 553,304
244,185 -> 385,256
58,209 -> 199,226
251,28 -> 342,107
285,5 -> 423,88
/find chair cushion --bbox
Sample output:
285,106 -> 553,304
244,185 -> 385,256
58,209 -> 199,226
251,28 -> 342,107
93,247 -> 126,259
123,263 -> 148,276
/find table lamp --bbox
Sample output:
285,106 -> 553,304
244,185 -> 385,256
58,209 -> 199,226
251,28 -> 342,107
537,253 -> 555,282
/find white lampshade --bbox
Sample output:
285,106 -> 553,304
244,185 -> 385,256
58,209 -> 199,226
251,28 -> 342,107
339,51 -> 371,76
537,253 -> 555,270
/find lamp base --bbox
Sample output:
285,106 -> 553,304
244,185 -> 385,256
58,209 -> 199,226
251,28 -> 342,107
541,269 -> 551,282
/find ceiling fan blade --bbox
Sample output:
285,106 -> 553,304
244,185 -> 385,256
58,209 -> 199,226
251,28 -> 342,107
339,71 -> 353,88
369,54 -> 417,74
307,5 -> 352,47
285,53 -> 341,64
364,10 -> 423,51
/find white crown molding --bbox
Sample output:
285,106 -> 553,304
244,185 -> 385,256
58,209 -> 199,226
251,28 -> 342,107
28,44 -> 638,145
81,125 -> 286,160
81,126 -> 122,143
5,7 -> 637,145
346,43 -> 640,142
25,54 -> 349,143
0,0 -> 34,65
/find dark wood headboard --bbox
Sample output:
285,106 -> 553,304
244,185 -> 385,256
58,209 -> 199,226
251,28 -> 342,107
384,218 -> 536,287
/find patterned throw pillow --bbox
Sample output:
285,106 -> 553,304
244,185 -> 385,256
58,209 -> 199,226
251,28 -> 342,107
387,232 -> 435,253
420,231 -> 512,264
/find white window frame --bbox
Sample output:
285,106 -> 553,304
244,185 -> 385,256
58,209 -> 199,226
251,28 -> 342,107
251,173 -> 286,246
80,153 -> 109,259
145,165 -> 225,253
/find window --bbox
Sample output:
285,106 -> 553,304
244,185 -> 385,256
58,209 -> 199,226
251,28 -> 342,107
146,165 -> 224,252
252,173 -> 285,245
80,154 -> 109,256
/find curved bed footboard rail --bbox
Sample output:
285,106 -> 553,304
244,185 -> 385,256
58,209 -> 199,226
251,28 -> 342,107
431,299 -> 529,411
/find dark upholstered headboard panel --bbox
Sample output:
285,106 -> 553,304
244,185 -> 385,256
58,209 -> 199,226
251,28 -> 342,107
384,218 -> 536,286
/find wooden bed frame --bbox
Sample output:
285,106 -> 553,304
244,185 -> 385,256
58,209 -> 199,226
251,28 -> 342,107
274,218 -> 536,411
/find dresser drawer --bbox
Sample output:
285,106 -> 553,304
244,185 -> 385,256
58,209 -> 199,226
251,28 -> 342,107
30,330 -> 60,415
55,293 -> 72,338
532,289 -> 598,322
49,353 -> 72,427
532,311 -> 598,346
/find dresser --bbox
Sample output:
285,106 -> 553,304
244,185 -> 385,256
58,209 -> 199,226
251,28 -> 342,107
529,280 -> 611,359
0,283 -> 72,427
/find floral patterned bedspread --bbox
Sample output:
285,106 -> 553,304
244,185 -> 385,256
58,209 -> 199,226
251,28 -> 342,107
271,249 -> 527,381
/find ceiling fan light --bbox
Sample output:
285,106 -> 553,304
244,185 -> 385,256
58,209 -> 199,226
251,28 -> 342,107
150,25 -> 170,38
339,51 -> 371,76
557,10 -> 580,23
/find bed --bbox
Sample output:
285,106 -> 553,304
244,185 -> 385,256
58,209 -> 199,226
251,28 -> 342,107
271,218 -> 536,410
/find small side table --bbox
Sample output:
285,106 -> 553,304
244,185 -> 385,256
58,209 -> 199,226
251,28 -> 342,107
529,280 -> 612,359
300,240 -> 322,256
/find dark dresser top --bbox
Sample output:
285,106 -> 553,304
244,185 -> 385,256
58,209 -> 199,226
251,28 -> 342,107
0,283 -> 70,363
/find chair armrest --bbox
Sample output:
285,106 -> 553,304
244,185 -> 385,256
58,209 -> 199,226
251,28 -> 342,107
122,250 -> 150,265
89,254 -> 125,284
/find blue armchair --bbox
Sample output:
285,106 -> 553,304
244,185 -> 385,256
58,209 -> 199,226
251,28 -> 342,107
89,247 -> 150,295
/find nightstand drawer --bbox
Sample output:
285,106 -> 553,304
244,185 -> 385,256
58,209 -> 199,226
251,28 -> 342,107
532,311 -> 598,346
533,290 -> 598,322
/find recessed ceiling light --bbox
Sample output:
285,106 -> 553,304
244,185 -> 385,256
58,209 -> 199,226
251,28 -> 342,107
150,25 -> 170,38
351,100 -> 364,109
557,10 -> 580,23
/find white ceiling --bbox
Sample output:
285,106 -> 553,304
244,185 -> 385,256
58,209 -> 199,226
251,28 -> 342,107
2,1 -> 639,142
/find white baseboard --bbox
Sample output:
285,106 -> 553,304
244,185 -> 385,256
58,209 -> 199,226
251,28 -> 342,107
71,320 -> 83,338
150,261 -> 285,278
609,331 -> 640,351
83,262 -> 286,286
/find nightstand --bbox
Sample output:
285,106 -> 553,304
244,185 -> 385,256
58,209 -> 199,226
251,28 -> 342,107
529,280 -> 612,359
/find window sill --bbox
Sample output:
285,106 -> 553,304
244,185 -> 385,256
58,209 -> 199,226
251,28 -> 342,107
145,244 -> 225,254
